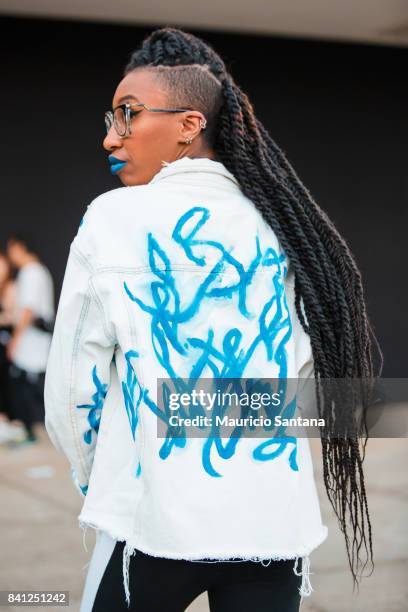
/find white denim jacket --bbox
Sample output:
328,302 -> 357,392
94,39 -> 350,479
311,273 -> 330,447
44,156 -> 327,605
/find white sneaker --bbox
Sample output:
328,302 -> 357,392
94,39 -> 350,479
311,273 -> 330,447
8,423 -> 27,442
0,421 -> 14,443
0,421 -> 26,444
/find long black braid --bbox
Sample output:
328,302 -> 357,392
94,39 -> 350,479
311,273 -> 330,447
124,27 -> 383,588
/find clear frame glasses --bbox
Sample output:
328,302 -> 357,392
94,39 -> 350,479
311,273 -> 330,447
104,101 -> 196,138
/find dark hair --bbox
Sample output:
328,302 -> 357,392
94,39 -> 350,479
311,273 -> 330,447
124,27 -> 383,587
7,232 -> 38,255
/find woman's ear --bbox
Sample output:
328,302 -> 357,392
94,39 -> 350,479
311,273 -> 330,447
178,111 -> 204,144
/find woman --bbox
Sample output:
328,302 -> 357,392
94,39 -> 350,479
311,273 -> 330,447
0,250 -> 17,437
44,27 -> 382,612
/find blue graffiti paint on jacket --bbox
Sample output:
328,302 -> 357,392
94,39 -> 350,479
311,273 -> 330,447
123,205 -> 297,475
77,365 -> 108,445
121,350 -> 143,477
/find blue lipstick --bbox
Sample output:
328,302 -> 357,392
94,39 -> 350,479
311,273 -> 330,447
108,154 -> 127,174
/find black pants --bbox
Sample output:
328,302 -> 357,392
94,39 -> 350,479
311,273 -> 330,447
92,540 -> 302,612
0,330 -> 13,419
8,364 -> 45,439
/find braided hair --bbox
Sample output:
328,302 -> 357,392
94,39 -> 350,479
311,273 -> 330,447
124,26 -> 383,587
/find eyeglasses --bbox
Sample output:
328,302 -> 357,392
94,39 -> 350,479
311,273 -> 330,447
104,101 -> 197,138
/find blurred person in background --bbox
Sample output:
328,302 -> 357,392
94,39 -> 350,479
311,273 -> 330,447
6,234 -> 55,445
0,249 -> 22,443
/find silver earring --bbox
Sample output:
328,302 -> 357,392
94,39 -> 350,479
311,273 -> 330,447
185,137 -> 193,144
200,118 -> 207,130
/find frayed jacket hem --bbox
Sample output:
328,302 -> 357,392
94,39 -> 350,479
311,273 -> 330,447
79,516 -> 326,607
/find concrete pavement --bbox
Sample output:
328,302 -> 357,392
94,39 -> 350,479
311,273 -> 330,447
0,429 -> 406,611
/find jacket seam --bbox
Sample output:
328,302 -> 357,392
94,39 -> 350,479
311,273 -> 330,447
70,291 -> 92,483
68,243 -> 115,481
120,284 -> 146,542
72,243 -> 94,274
84,265 -> 288,277
88,279 -> 117,345
152,179 -> 241,190
121,274 -> 138,348
71,243 -> 116,345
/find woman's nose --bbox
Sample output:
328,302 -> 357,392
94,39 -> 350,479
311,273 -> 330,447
103,126 -> 122,152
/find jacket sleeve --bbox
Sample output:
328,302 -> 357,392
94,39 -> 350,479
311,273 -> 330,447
44,202 -> 115,494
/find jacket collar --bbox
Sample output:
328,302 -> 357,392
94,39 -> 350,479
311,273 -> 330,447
148,156 -> 241,189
